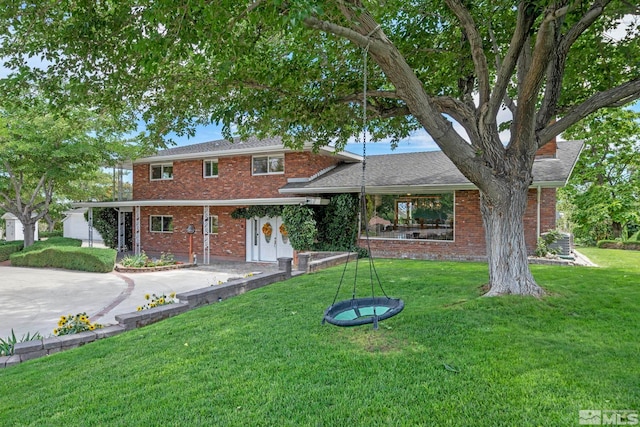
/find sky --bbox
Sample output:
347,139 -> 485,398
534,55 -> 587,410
165,99 -> 640,156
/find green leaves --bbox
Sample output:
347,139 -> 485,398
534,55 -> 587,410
560,108 -> 640,243
281,205 -> 317,251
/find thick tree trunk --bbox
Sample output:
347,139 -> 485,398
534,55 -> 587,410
480,184 -> 545,297
22,219 -> 37,247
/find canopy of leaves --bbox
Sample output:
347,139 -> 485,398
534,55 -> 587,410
1,1 -> 638,152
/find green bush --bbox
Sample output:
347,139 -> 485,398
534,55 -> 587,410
20,237 -> 82,253
630,231 -> 640,242
10,246 -> 116,273
0,241 -> 23,262
39,230 -> 63,239
597,240 -> 640,251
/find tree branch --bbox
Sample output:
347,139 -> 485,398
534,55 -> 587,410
513,4 -> 570,152
303,16 -> 377,50
487,22 -> 516,115
536,0 -> 610,130
444,0 -> 490,106
537,77 -> 640,145
489,1 -> 540,120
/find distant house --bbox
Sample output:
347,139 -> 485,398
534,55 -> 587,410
1,213 -> 39,242
62,208 -> 104,244
74,136 -> 582,263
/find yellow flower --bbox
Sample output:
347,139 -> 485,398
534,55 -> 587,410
169,292 -> 176,298
53,328 -> 58,335
144,294 -> 150,300
89,324 -> 96,331
80,315 -> 89,323
60,315 -> 67,322
158,298 -> 165,305
137,306 -> 142,311
58,320 -> 65,327
150,303 -> 156,308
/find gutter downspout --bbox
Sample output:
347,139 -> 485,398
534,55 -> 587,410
536,186 -> 541,237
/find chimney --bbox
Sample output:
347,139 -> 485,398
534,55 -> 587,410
536,119 -> 557,159
535,137 -> 557,159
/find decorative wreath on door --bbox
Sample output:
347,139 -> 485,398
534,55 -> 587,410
262,222 -> 273,243
279,223 -> 289,244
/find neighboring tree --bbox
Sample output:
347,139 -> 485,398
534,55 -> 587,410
42,169 -> 117,233
0,98 -> 137,247
1,2 -> 639,294
559,108 -> 640,244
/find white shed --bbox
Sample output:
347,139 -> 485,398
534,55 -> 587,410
1,213 -> 39,242
62,208 -> 104,243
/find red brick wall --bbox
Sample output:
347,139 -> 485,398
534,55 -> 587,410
363,188 -> 556,261
133,152 -> 341,200
535,140 -> 557,158
138,206 -> 246,261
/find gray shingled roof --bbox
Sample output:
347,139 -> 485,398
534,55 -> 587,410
280,140 -> 583,194
152,135 -> 286,157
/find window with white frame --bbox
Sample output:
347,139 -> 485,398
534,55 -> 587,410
150,163 -> 173,180
252,155 -> 284,175
204,215 -> 219,234
150,215 -> 173,233
204,159 -> 218,178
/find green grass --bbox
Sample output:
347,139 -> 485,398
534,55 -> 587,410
1,254 -> 639,426
10,237 -> 116,272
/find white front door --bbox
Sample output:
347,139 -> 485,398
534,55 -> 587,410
249,216 -> 293,262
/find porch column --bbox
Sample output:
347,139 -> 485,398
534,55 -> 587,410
117,209 -> 125,252
87,207 -> 94,248
203,206 -> 210,265
134,205 -> 141,255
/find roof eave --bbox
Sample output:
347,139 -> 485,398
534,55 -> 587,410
72,197 -> 329,208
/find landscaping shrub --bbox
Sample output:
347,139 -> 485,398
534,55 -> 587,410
0,329 -> 42,356
39,230 -> 63,239
10,246 -> 116,272
20,237 -> 82,253
597,240 -> 640,251
0,241 -> 23,262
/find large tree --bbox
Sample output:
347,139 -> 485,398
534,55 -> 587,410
560,108 -> 640,244
1,1 -> 638,294
0,98 -> 138,247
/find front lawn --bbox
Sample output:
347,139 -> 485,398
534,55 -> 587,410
1,253 -> 639,426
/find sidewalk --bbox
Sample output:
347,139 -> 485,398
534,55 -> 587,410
0,261 -> 278,340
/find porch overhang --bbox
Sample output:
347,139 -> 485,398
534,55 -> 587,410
72,196 -> 329,209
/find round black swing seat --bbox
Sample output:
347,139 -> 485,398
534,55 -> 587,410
323,297 -> 405,327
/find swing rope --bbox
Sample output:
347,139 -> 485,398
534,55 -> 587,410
327,36 -> 391,311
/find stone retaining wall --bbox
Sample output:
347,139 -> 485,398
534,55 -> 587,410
297,252 -> 356,273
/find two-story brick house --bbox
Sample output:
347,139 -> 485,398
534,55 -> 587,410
75,136 -> 582,263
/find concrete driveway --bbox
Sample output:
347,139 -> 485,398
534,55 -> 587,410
0,263 -> 273,340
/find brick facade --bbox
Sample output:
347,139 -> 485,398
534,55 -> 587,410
138,206 -> 246,260
130,147 -> 560,263
133,152 -> 341,200
363,188 -> 557,261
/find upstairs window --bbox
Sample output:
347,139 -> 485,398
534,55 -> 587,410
150,163 -> 173,180
204,159 -> 219,178
150,215 -> 173,233
252,155 -> 284,175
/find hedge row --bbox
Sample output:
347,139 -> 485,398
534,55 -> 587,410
596,240 -> 640,251
10,246 -> 117,273
0,241 -> 24,262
